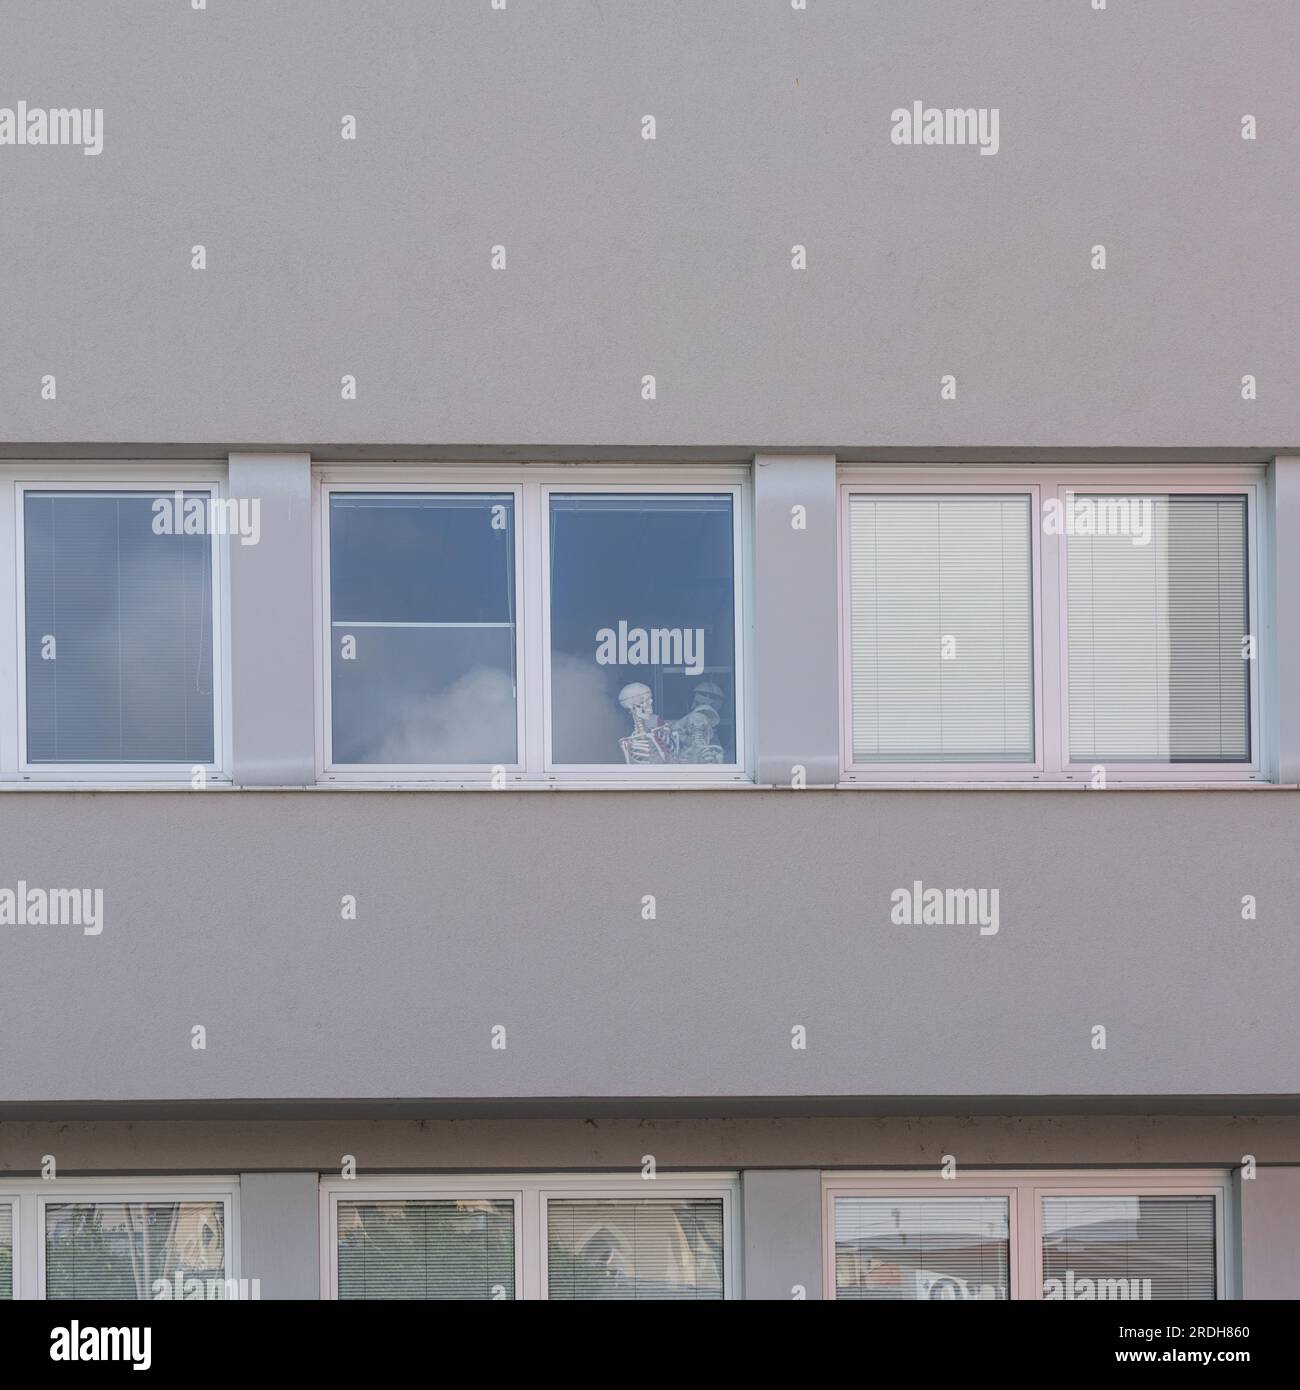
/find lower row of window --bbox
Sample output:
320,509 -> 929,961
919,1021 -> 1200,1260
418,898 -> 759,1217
0,1172 -> 1227,1299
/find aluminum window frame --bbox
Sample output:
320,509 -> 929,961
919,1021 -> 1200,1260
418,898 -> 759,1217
839,467 -> 1264,784
822,1169 -> 1232,1301
313,466 -> 752,785
0,1176 -> 239,1301
6,466 -> 232,784
319,1171 -> 741,1300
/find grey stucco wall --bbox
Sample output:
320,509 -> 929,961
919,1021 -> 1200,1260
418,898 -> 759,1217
1,788 -> 1297,1102
742,1168 -> 823,1299
238,1170 -> 320,1299
1240,1166 -> 1300,1298
228,454 -> 316,786
0,0 -> 1296,450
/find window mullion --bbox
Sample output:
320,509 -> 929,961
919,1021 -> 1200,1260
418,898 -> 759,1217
1039,482 -> 1065,775
0,481 -> 18,775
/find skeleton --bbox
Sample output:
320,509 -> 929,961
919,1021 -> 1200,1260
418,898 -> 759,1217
617,682 -> 671,764
670,705 -> 725,763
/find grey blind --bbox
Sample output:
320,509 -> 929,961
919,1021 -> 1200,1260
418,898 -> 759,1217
337,1199 -> 515,1300
1067,496 -> 1249,762
1042,1195 -> 1216,1300
44,1201 -> 226,1300
547,1198 -> 724,1300
849,495 -> 1034,763
834,1196 -> 1010,1300
0,1204 -> 11,1298
24,492 -> 215,763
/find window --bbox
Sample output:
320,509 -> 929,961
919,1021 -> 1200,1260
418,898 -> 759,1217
0,1181 -> 237,1299
0,1203 -> 13,1299
322,1174 -> 738,1299
318,473 -> 747,781
1066,496 -> 1249,763
14,479 -> 226,776
336,1199 -> 516,1300
327,493 -> 518,766
825,1172 -> 1230,1300
1042,1195 -> 1216,1301
847,493 -> 1034,764
833,1194 -> 1010,1300
842,473 -> 1259,781
546,1198 -> 725,1300
45,1199 -> 227,1300
547,494 -> 738,768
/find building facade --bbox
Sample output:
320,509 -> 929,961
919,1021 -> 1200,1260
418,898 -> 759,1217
1,1 -> 1298,1301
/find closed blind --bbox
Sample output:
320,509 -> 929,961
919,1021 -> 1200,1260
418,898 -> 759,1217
1067,496 -> 1249,761
849,495 -> 1034,763
1042,1195 -> 1216,1300
0,1204 -> 12,1298
337,1200 -> 515,1299
834,1196 -> 1010,1300
24,492 -> 215,763
547,1198 -> 724,1300
45,1201 -> 226,1300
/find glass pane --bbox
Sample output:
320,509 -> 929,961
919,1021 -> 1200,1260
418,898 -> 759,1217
45,1201 -> 226,1299
1066,495 -> 1249,762
329,494 -> 517,764
549,494 -> 737,766
1043,1195 -> 1216,1300
834,1195 -> 1010,1300
547,1198 -> 724,1300
24,492 -> 215,763
337,1199 -> 515,1300
0,1204 -> 12,1298
849,495 -> 1034,763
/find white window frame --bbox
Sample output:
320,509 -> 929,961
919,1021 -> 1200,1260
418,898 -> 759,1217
4,466 -> 232,785
1,1176 -> 239,1300
838,482 -> 1044,779
839,467 -> 1263,784
313,466 -> 752,785
0,1194 -> 17,1300
320,1171 -> 740,1300
316,480 -> 527,778
822,1169 -> 1233,1301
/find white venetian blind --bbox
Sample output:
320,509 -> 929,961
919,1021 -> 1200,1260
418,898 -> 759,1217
44,1201 -> 226,1299
1067,495 -> 1249,762
547,1198 -> 724,1300
1042,1195 -> 1216,1299
0,1204 -> 12,1298
834,1196 -> 1010,1300
337,1200 -> 515,1299
849,495 -> 1034,763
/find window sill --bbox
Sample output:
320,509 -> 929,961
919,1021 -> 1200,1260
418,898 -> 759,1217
837,779 -> 1291,791
0,777 -> 1290,793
